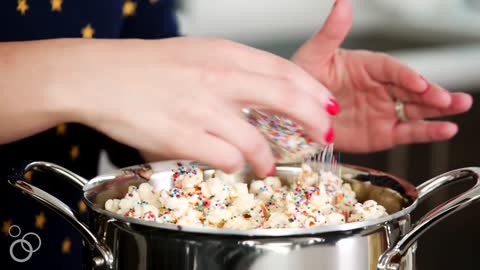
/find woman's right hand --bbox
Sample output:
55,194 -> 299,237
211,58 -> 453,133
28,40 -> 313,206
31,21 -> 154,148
2,37 -> 335,177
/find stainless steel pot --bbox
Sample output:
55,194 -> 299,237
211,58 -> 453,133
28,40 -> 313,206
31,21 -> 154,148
8,161 -> 480,270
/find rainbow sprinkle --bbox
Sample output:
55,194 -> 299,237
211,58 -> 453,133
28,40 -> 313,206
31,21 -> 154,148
246,110 -> 318,162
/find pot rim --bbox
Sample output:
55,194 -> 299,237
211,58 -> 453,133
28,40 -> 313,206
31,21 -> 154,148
81,161 -> 419,237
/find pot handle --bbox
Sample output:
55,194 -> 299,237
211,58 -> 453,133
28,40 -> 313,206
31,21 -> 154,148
9,179 -> 113,269
25,161 -> 88,190
377,167 -> 480,270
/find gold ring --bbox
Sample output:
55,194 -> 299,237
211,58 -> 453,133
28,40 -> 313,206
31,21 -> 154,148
388,84 -> 408,122
394,100 -> 408,122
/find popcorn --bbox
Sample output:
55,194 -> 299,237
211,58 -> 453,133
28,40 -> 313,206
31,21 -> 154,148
205,206 -> 232,226
173,166 -> 203,190
106,164 -> 388,229
105,199 -> 121,212
326,213 -> 346,225
296,164 -> 319,187
200,177 -> 225,198
250,180 -> 275,202
118,197 -> 137,212
264,176 -> 282,190
138,183 -> 156,202
177,209 -> 203,226
158,209 -> 176,224
215,170 -> 238,186
264,212 -> 294,228
143,211 -> 157,222
223,215 -> 251,229
230,183 -> 249,198
231,193 -> 256,213
349,200 -> 388,222
142,204 -> 160,217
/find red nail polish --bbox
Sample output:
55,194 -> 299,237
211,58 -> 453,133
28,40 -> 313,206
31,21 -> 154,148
325,127 -> 335,143
420,76 -> 429,91
267,165 -> 276,176
326,98 -> 340,115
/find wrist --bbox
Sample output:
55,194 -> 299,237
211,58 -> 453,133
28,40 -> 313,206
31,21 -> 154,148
6,39 -> 93,125
44,38 -> 109,126
0,39 -> 82,125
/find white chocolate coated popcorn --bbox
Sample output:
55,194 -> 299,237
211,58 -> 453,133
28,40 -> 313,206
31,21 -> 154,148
349,200 -> 388,222
105,165 -> 388,229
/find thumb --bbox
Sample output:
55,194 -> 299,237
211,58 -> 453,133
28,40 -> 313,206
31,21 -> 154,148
303,0 -> 353,58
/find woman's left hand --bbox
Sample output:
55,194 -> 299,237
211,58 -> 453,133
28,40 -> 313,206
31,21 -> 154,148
292,0 -> 473,152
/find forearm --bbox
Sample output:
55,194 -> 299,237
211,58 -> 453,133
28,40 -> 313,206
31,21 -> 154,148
0,39 -> 87,144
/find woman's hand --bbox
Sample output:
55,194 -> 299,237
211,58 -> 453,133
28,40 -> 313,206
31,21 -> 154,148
44,37 -> 335,176
292,0 -> 473,152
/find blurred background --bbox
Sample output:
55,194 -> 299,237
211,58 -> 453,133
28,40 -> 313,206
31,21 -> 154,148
103,0 -> 480,269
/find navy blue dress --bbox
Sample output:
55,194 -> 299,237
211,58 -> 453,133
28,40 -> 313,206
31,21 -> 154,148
0,1 -> 178,269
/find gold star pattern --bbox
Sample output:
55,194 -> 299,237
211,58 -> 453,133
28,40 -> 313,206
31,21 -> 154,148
50,0 -> 62,12
2,220 -> 13,237
70,145 -> 80,161
34,212 -> 46,230
81,24 -> 94,39
78,200 -> 87,214
24,171 -> 33,182
61,237 -> 71,254
56,124 -> 67,136
123,0 -> 137,17
17,0 -> 29,15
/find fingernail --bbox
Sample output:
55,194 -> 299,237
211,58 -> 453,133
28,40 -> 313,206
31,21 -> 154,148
419,76 -> 429,91
326,98 -> 340,115
267,164 -> 276,176
325,127 -> 335,143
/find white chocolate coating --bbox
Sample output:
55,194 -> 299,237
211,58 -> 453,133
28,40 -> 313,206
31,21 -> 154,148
105,165 -> 388,229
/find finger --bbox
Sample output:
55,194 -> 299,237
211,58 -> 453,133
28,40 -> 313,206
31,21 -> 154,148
205,107 -> 275,177
167,129 -> 246,173
214,70 -> 333,144
404,92 -> 473,120
207,49 -> 336,107
208,39 -> 316,83
301,0 -> 353,58
220,69 -> 330,105
393,120 -> 458,145
388,83 -> 453,108
366,53 -> 429,94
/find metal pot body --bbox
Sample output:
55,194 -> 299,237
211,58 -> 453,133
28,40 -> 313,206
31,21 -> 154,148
10,161 -> 480,270
85,211 -> 414,270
